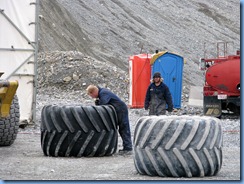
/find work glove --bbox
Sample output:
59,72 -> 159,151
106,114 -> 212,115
95,99 -> 100,105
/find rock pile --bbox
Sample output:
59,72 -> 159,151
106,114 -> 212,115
37,51 -> 129,102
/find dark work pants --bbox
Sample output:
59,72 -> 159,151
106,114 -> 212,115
117,108 -> 133,150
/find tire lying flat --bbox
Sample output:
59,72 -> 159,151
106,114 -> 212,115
0,95 -> 20,146
41,105 -> 118,157
133,115 -> 223,177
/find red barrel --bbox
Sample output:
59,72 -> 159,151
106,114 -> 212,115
128,54 -> 151,108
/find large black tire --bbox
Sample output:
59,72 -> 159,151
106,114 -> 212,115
133,115 -> 223,177
0,95 -> 20,146
41,105 -> 118,157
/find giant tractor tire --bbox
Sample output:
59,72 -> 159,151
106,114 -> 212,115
0,95 -> 20,146
133,115 -> 223,177
41,105 -> 118,157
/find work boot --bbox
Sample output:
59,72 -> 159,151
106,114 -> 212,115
118,149 -> 133,155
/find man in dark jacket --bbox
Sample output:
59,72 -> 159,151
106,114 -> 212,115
144,72 -> 173,115
86,85 -> 133,154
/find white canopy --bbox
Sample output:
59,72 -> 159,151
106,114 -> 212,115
0,0 -> 38,123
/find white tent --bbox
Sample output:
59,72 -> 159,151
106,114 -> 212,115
0,0 -> 39,123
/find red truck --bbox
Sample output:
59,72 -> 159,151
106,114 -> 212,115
199,42 -> 240,117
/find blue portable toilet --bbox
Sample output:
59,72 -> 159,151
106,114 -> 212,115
151,51 -> 184,108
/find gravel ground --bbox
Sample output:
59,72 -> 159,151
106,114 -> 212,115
0,133 -> 240,180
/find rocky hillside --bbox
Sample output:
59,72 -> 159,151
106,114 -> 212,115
37,0 -> 240,97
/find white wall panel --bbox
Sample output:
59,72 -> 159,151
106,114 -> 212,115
0,0 -> 38,123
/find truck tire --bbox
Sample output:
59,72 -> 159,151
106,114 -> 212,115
41,105 -> 118,157
0,95 -> 20,146
133,115 -> 223,177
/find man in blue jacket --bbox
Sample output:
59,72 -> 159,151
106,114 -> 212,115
86,85 -> 133,155
144,72 -> 173,115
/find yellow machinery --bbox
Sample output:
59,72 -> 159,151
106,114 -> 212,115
0,80 -> 18,117
0,72 -> 19,146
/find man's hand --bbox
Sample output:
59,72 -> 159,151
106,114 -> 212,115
95,99 -> 100,105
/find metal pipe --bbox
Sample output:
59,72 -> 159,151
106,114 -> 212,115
32,0 -> 40,124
